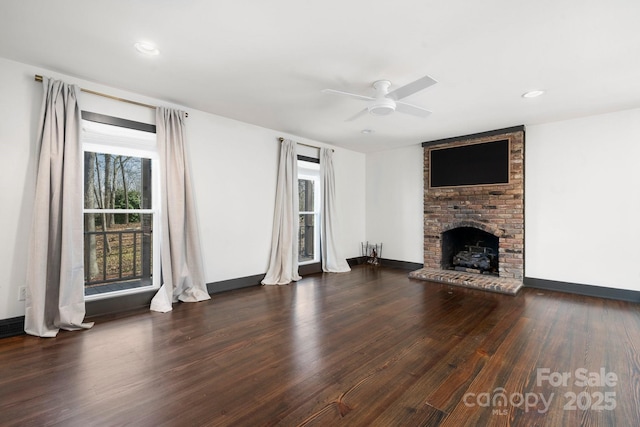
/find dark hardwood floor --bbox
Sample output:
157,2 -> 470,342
1,266 -> 639,426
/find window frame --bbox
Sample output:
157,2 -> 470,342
298,159 -> 321,265
81,115 -> 162,301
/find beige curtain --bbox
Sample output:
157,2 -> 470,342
24,77 -> 93,337
262,139 -> 301,285
150,107 -> 210,312
320,148 -> 351,273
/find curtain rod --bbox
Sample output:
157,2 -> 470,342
34,74 -> 188,117
278,137 -> 334,152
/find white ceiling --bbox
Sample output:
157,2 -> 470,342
1,0 -> 639,152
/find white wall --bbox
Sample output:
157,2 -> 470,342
0,57 -> 366,321
525,108 -> 640,291
0,59 -> 39,320
187,114 -> 366,282
365,144 -> 424,264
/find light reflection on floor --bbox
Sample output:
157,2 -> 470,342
292,281 -> 323,376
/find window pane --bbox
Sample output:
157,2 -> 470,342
298,179 -> 314,212
298,213 -> 315,262
84,213 -> 153,294
84,152 -> 152,209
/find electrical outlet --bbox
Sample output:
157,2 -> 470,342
18,287 -> 26,301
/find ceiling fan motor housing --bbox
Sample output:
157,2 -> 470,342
368,80 -> 396,115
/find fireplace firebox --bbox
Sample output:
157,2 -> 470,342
442,227 -> 499,275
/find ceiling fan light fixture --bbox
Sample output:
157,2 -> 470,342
368,97 -> 396,115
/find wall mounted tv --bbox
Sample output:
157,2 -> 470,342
429,139 -> 510,188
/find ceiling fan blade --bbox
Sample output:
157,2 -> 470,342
322,88 -> 374,102
345,108 -> 369,122
395,102 -> 432,118
386,75 -> 437,101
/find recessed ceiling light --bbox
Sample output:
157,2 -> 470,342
361,129 -> 375,134
134,41 -> 159,56
522,90 -> 545,98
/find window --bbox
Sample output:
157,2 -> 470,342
298,160 -> 320,264
82,118 -> 161,299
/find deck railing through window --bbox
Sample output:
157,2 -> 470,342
84,228 -> 152,286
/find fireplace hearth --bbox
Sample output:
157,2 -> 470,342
409,126 -> 525,295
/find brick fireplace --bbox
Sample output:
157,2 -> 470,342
409,126 -> 524,294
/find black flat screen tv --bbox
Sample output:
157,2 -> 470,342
429,139 -> 510,188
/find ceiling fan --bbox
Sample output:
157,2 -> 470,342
322,75 -> 437,121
